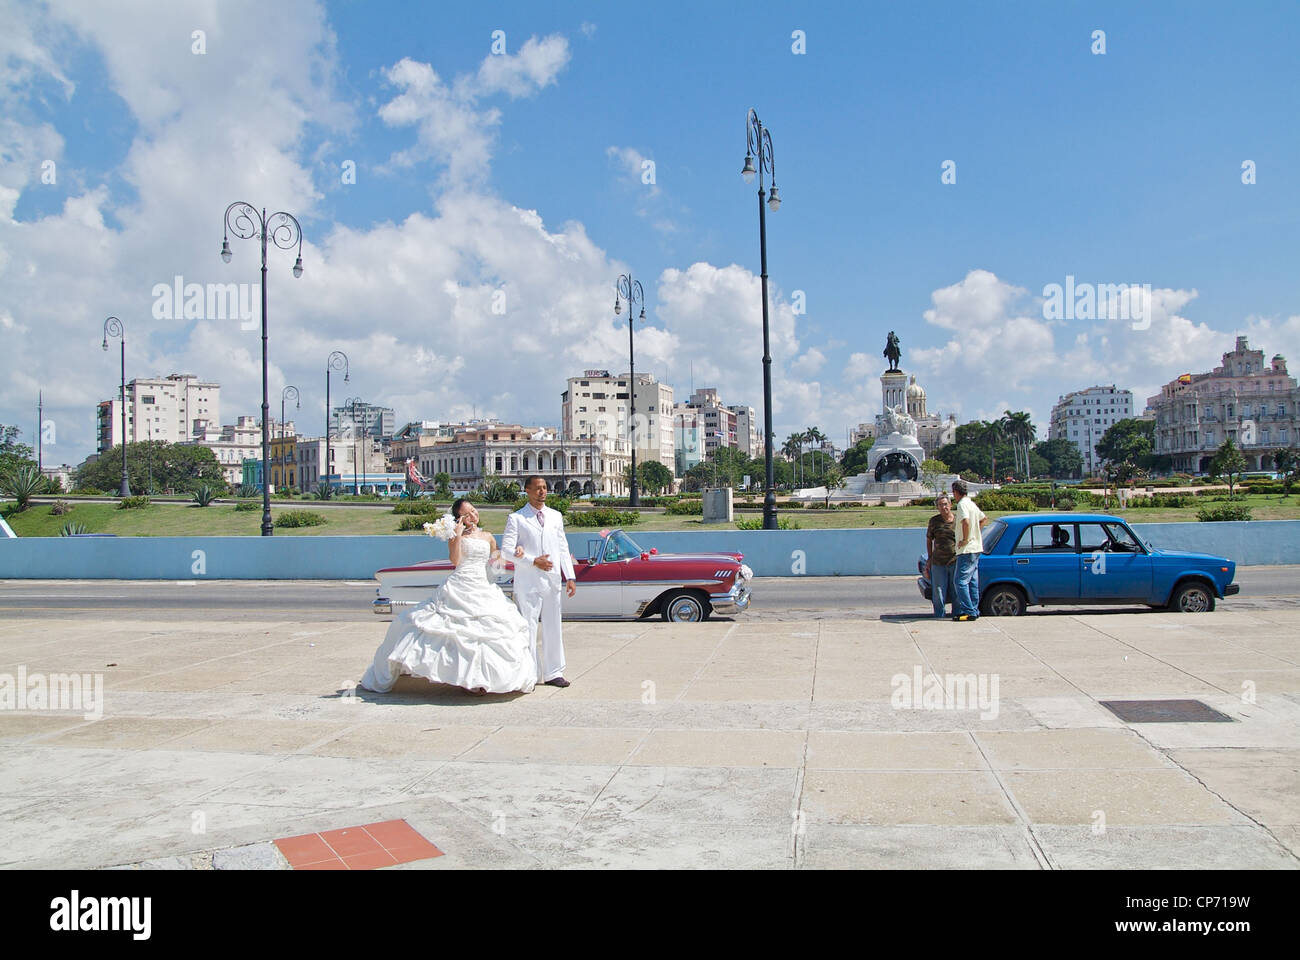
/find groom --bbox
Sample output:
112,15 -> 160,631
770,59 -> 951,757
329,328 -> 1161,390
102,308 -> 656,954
502,475 -> 577,687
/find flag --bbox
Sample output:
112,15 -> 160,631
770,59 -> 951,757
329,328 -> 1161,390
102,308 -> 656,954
406,459 -> 427,487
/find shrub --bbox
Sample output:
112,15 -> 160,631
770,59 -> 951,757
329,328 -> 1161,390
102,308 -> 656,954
49,500 -> 74,516
736,516 -> 800,529
274,510 -> 326,528
511,495 -> 570,514
566,508 -> 641,527
666,499 -> 704,515
75,487 -> 105,496
59,522 -> 89,536
236,483 -> 260,499
234,500 -> 259,512
1197,504 -> 1253,522
315,481 -> 334,501
392,500 -> 444,515
910,496 -> 936,507
973,492 -> 1038,512
1,464 -> 45,512
1055,496 -> 1075,511
1131,492 -> 1193,508
192,484 -> 216,507
117,496 -> 151,510
398,515 -> 439,531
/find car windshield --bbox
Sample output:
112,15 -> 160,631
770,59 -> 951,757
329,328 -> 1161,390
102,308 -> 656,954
982,519 -> 1007,554
602,529 -> 644,562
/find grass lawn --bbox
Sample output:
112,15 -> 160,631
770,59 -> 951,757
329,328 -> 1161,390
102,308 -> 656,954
5,494 -> 1298,537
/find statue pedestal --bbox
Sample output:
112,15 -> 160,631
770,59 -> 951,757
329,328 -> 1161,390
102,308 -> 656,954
866,431 -> 925,482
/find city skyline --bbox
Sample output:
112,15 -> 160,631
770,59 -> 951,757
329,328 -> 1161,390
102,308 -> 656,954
3,1 -> 1299,469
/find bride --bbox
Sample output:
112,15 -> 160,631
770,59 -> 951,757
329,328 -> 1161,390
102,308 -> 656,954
360,498 -> 537,695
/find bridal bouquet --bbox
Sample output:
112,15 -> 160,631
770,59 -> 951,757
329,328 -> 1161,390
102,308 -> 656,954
422,515 -> 458,541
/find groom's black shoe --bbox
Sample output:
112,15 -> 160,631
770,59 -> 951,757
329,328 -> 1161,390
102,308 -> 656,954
543,676 -> 571,687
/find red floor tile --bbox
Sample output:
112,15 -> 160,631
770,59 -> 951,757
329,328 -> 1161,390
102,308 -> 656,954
273,820 -> 442,870
342,849 -> 400,870
320,827 -> 383,858
274,833 -> 336,867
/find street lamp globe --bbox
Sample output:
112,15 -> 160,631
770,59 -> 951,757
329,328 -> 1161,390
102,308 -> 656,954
292,256 -> 303,278
741,153 -> 756,183
767,184 -> 782,211
220,239 -> 232,263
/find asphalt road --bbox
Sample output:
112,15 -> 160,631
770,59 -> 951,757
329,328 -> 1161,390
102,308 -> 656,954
0,567 -> 1295,622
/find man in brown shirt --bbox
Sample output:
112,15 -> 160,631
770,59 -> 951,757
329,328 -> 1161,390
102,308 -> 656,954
925,493 -> 958,618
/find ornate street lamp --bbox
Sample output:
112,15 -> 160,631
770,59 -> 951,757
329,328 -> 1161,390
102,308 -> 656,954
345,396 -> 363,495
614,274 -> 647,507
281,385 -> 299,492
222,202 -> 304,536
742,108 -> 782,529
101,316 -> 130,497
325,350 -> 349,496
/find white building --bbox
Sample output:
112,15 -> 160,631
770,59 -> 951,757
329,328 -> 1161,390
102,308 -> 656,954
330,401 -> 397,440
96,373 -> 220,453
417,422 -> 631,497
182,415 -> 261,487
561,370 -> 675,472
1147,337 -> 1298,473
1048,385 -> 1134,476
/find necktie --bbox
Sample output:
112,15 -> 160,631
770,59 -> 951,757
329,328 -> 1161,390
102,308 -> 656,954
535,509 -> 544,527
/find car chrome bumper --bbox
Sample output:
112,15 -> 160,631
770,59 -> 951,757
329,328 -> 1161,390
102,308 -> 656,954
1224,584 -> 1240,596
373,597 -> 419,615
709,584 -> 751,615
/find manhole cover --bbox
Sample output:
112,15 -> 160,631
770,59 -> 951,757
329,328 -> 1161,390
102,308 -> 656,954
1100,699 -> 1235,723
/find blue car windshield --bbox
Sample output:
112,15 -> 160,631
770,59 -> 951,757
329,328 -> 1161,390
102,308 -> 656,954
982,519 -> 1007,554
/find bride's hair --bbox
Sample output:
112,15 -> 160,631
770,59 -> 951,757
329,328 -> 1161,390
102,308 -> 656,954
451,497 -> 472,520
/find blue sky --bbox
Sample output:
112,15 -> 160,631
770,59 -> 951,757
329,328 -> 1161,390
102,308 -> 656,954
3,0 -> 1299,465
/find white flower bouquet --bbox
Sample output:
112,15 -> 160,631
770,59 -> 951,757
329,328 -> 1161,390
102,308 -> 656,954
423,515 -> 458,541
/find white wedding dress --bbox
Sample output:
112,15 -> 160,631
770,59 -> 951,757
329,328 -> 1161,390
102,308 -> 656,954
360,536 -> 536,694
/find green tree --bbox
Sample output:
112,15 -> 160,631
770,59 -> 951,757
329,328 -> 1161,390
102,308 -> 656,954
1272,448 -> 1299,497
983,419 -> 1006,481
919,458 -> 950,496
433,471 -> 453,496
75,441 -> 228,495
636,459 -> 674,495
840,437 -> 874,476
0,424 -> 37,485
1033,437 -> 1083,479
1002,410 -> 1036,478
821,465 -> 845,507
1095,418 -> 1157,472
1209,438 -> 1247,500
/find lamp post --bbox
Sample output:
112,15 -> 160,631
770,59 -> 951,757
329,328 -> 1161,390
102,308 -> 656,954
614,274 -> 646,506
222,202 -> 304,536
345,396 -> 363,495
742,108 -> 782,529
281,385 -> 299,492
101,316 -> 131,497
325,351 -> 349,497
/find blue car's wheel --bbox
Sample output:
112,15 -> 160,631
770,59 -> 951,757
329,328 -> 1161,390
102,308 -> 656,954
1172,581 -> 1215,613
980,585 -> 1026,617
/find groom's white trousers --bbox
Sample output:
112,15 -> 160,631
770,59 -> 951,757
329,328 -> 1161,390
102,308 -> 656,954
514,583 -> 565,682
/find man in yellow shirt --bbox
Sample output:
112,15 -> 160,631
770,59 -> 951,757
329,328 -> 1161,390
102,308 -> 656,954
951,480 -> 987,621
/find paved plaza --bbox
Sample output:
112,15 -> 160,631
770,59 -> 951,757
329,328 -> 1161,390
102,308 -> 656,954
1,607 -> 1298,869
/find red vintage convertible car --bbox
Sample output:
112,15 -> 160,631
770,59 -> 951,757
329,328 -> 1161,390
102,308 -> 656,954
373,528 -> 752,622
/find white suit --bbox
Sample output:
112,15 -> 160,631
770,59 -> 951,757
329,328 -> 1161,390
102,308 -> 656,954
501,503 -> 575,682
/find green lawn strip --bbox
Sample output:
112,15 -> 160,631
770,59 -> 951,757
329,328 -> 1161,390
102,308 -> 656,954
5,494 -> 1297,537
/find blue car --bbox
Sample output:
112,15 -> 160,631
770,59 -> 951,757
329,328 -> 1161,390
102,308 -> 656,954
917,513 -> 1239,616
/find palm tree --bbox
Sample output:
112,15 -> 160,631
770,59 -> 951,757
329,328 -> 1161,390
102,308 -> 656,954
1001,410 -> 1035,479
805,426 -> 827,480
982,419 -> 1005,481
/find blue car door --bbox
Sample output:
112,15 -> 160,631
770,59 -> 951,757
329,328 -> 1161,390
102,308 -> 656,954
1077,521 -> 1153,600
1009,523 -> 1081,601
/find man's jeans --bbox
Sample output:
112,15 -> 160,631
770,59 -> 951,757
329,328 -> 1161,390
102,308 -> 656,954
954,553 -> 980,618
930,562 -> 955,618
